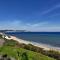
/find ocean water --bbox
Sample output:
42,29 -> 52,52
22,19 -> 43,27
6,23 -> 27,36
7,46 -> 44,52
5,32 -> 60,47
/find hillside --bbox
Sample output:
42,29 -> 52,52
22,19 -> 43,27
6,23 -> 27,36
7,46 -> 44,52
0,34 -> 56,60
0,46 -> 56,60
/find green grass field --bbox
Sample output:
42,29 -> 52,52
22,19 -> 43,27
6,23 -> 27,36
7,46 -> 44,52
0,46 -> 56,60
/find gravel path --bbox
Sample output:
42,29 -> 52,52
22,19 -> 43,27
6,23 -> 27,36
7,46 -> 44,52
0,39 -> 5,46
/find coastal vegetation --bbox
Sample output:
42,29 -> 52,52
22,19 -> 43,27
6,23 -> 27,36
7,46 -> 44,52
12,42 -> 60,60
0,34 -> 60,60
0,46 -> 55,60
0,34 -> 3,38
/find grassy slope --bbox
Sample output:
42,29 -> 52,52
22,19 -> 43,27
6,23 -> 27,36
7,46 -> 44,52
0,46 -> 56,60
0,35 -> 56,60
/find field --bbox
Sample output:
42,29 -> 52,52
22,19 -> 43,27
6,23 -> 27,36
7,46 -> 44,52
0,46 -> 56,60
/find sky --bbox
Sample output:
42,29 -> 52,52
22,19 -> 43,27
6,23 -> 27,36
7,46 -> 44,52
0,0 -> 60,31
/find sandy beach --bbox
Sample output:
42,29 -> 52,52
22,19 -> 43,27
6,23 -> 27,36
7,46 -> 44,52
1,32 -> 60,51
9,36 -> 60,51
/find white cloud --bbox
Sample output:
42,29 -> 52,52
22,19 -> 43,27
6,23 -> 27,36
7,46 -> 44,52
48,13 -> 60,18
30,27 -> 60,32
0,20 -> 60,32
0,20 -> 23,30
25,22 -> 48,27
19,21 -> 60,32
40,4 -> 60,15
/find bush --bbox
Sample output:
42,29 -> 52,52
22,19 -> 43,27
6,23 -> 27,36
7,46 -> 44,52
0,34 -> 2,38
4,39 -> 17,46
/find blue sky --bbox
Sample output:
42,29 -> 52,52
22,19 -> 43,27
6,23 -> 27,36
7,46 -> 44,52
0,0 -> 60,31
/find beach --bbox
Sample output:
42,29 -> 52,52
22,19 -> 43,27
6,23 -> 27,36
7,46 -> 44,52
8,35 -> 60,51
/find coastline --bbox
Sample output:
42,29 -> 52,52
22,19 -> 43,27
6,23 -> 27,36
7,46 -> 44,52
9,35 -> 60,51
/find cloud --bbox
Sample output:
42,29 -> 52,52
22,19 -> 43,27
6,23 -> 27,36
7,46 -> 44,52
0,20 -> 60,32
40,4 -> 60,15
25,22 -> 48,27
48,13 -> 60,18
0,21 -> 48,30
20,21 -> 60,32
23,24 -> 60,32
0,20 -> 23,30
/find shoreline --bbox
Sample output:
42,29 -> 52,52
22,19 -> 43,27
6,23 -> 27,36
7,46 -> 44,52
1,32 -> 60,51
10,36 -> 60,51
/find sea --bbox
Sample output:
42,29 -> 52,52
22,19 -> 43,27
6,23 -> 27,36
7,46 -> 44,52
5,32 -> 60,48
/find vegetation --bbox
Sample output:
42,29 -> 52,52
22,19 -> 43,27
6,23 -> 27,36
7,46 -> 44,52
0,34 -> 3,38
43,50 -> 60,60
0,34 -> 60,60
0,54 -> 11,60
0,46 -> 55,60
4,39 -> 17,46
16,43 -> 60,60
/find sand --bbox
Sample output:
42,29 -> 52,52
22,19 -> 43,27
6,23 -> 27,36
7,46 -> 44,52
0,32 -> 60,51
9,36 -> 60,51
